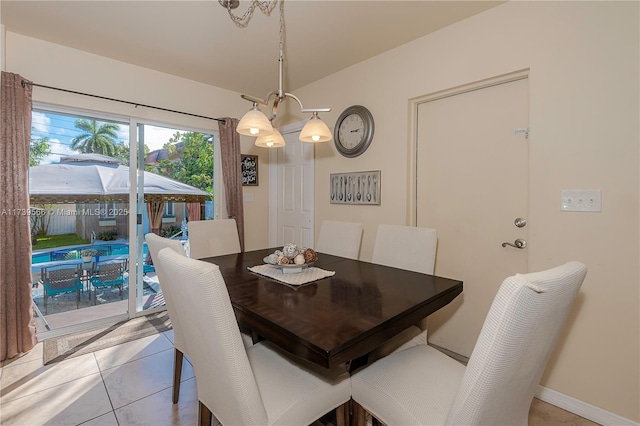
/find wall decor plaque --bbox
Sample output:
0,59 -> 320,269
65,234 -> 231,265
241,154 -> 259,186
330,171 -> 380,205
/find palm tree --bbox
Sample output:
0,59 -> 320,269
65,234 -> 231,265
70,119 -> 120,156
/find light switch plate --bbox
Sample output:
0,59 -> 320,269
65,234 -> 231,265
561,190 -> 601,212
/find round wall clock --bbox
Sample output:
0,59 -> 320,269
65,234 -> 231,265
334,105 -> 374,158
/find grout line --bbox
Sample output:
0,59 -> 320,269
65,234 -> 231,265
98,346 -> 174,373
94,351 -> 120,426
0,355 -> 101,404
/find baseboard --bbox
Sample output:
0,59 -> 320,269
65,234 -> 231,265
536,385 -> 638,426
428,343 -> 637,426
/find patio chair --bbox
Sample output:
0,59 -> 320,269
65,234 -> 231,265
90,260 -> 126,304
41,263 -> 83,314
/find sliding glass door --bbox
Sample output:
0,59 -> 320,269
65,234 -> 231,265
133,122 -> 215,315
29,107 -> 131,337
30,105 -> 217,337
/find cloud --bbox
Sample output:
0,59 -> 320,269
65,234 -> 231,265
42,139 -> 77,164
143,125 -> 182,151
31,111 -> 51,134
116,126 -> 130,143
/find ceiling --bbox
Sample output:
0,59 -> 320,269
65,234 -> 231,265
1,1 -> 503,97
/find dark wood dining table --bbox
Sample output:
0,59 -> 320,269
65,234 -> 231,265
202,248 -> 463,370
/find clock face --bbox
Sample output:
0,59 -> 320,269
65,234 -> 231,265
338,113 -> 365,149
334,105 -> 374,158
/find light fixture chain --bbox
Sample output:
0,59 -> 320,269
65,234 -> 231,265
230,0 -> 332,146
225,0 -> 279,28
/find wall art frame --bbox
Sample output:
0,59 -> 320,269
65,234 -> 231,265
330,170 -> 380,205
241,154 -> 259,186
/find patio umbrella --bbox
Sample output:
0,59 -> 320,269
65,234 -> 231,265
29,154 -> 211,204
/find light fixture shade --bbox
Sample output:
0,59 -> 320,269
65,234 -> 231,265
255,128 -> 286,148
237,106 -> 273,136
299,114 -> 332,143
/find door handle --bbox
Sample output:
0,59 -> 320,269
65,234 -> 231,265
502,238 -> 527,249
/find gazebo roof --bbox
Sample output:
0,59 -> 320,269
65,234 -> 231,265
29,154 -> 210,204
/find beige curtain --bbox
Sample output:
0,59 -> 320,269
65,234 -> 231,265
187,202 -> 201,222
0,72 -> 38,361
218,118 -> 245,251
146,201 -> 164,235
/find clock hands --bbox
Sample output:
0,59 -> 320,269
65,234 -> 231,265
350,128 -> 363,133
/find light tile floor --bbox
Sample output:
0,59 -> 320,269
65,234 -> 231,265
0,331 -> 600,426
0,330 -> 202,426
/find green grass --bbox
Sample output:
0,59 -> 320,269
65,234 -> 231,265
33,233 -> 90,250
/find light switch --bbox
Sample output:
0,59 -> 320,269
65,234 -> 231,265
243,193 -> 254,203
561,190 -> 601,212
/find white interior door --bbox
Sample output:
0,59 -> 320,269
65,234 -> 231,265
417,76 -> 529,357
274,129 -> 314,248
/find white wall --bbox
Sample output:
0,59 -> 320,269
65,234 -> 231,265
5,32 -> 270,251
293,1 -> 639,422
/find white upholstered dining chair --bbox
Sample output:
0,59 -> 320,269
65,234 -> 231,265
368,224 -> 438,359
352,261 -> 587,426
145,233 -> 252,404
187,218 -> 241,259
158,247 -> 351,426
315,220 -> 363,260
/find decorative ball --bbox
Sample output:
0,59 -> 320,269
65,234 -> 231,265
294,254 -> 305,265
303,248 -> 318,263
266,253 -> 278,265
277,255 -> 290,265
283,243 -> 298,259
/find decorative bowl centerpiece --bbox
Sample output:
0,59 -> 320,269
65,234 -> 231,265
264,243 -> 318,274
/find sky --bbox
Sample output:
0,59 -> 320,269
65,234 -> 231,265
31,110 -> 186,164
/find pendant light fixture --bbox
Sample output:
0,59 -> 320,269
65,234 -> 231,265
255,128 -> 286,148
220,0 -> 332,147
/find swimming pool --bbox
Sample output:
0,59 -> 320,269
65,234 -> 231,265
32,242 -> 147,264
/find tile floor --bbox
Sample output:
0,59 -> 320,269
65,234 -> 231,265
0,331 -> 600,426
0,330 -> 202,426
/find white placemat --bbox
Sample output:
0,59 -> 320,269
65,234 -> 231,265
248,264 -> 335,286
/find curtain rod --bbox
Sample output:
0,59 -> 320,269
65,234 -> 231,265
21,80 -> 226,123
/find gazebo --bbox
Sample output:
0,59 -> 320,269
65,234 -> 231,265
29,154 -> 210,236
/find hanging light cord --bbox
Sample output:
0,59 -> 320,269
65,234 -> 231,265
276,0 -> 286,100
226,0 -> 332,145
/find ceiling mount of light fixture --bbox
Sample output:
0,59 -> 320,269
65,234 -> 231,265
220,0 -> 332,147
218,0 -> 239,10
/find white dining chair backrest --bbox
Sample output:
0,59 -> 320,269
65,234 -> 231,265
147,233 -> 253,405
159,247 -> 351,426
372,224 -> 437,274
145,233 -> 186,348
446,261 -> 587,425
187,218 -> 241,259
367,225 -> 437,357
351,261 -> 587,426
145,233 -> 192,403
316,220 -> 363,260
158,248 -> 269,425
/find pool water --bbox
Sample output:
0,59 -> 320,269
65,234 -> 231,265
32,243 -> 147,264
